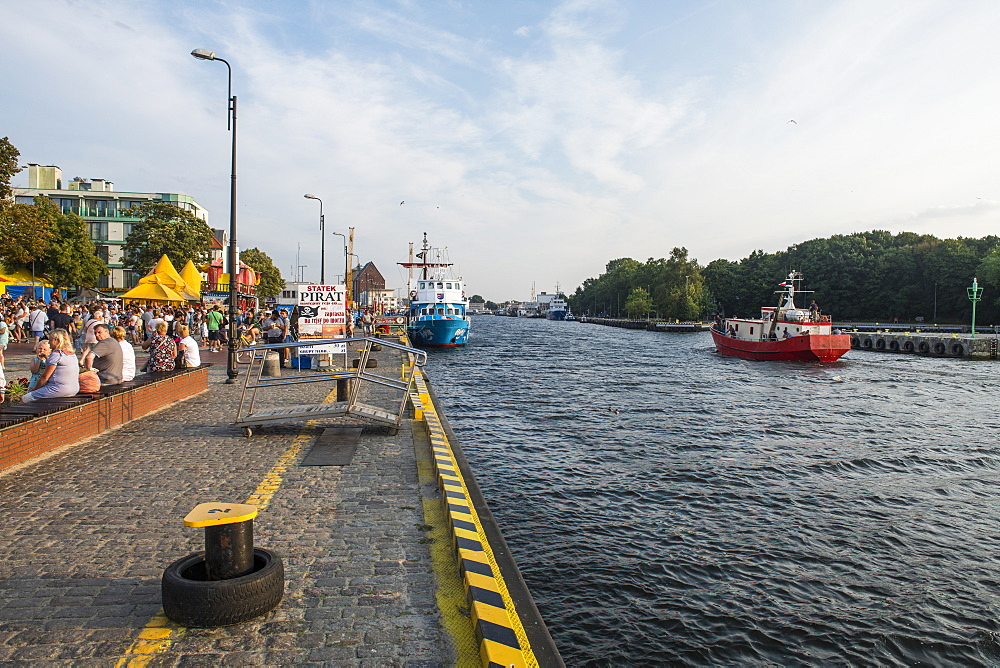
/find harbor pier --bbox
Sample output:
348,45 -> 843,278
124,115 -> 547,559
0,340 -> 559,666
580,317 -> 709,332
847,330 -> 997,359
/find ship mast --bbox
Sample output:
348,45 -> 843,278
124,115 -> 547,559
421,232 -> 429,280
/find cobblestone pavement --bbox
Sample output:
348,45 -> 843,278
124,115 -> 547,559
0,342 -> 454,666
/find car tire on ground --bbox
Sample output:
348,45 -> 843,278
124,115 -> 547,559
162,547 -> 284,627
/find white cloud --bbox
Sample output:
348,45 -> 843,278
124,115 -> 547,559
2,0 -> 998,300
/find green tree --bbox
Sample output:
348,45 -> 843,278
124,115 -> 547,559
624,287 -> 652,319
32,197 -> 106,289
239,247 -> 285,300
121,202 -> 213,274
0,202 -> 53,267
0,136 -> 20,200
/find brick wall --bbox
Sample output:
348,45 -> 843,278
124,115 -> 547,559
0,367 -> 208,472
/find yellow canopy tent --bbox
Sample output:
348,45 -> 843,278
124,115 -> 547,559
119,281 -> 187,303
179,260 -> 203,300
120,255 -> 200,303
146,255 -> 199,301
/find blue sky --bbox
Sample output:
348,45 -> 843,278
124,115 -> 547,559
3,0 -> 998,300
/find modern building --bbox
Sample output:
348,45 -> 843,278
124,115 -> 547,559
13,164 -> 211,292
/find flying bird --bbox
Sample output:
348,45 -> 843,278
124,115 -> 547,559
399,201 -> 405,206
787,120 -> 797,124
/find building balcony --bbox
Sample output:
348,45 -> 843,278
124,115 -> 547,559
71,207 -> 144,220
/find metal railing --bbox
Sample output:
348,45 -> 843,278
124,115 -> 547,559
233,337 -> 426,435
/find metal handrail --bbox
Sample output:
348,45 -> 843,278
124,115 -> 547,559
233,336 -> 426,433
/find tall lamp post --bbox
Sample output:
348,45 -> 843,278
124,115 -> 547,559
191,47 -> 240,383
331,231 -> 347,287
303,194 -> 325,283
347,252 -> 360,307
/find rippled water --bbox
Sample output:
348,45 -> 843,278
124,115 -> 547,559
424,315 -> 1000,666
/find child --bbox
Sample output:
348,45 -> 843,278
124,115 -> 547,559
27,340 -> 52,390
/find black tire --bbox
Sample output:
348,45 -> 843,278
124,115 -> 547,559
351,358 -> 377,368
875,338 -> 886,350
888,340 -> 900,351
951,343 -> 966,357
162,548 -> 284,627
933,342 -> 946,354
862,338 -> 873,349
918,342 -> 930,353
902,341 -> 914,352
850,336 -> 860,347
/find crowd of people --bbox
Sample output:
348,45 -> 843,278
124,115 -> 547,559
0,294 -> 296,404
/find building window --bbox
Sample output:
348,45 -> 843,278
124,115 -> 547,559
123,222 -> 136,238
15,196 -> 34,205
89,222 -> 108,240
96,246 -> 110,263
123,270 -> 141,289
59,198 -> 75,214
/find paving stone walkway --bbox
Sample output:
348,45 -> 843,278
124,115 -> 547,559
0,343 -> 454,666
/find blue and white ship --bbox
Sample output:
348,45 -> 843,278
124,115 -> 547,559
400,233 -> 470,348
546,296 -> 569,320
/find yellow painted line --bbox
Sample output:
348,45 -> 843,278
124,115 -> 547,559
117,388 -> 337,666
413,369 -> 538,668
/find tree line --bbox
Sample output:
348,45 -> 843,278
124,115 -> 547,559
0,136 -> 285,299
568,231 -> 1000,325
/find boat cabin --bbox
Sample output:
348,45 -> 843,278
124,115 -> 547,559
409,278 -> 467,320
721,270 -> 834,341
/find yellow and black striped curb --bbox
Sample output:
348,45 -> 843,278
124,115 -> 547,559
410,370 -> 539,668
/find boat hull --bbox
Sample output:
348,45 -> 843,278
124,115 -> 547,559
711,328 -> 850,361
407,317 -> 470,348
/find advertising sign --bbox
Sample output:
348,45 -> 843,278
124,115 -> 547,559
297,284 -> 348,354
374,315 -> 407,335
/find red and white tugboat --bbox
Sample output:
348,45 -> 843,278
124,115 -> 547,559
711,271 -> 850,362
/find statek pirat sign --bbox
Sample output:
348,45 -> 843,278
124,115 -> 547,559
298,284 -> 347,354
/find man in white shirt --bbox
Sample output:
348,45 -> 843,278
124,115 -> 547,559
28,304 -> 48,350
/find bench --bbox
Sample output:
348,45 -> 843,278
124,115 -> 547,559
0,364 -> 211,472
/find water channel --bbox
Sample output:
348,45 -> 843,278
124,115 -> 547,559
424,315 -> 998,666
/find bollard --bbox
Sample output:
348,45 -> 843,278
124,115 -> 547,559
183,502 -> 258,580
261,351 -> 281,377
163,502 -> 285,627
337,377 -> 351,402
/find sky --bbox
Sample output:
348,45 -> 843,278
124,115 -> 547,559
3,0 -> 998,301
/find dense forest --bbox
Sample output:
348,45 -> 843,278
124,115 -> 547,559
567,231 -> 1000,325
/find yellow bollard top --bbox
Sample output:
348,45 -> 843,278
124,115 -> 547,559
184,502 -> 258,527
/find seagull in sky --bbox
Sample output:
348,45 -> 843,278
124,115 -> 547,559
787,120 -> 797,124
400,201 -> 405,206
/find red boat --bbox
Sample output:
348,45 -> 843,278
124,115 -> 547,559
711,271 -> 851,362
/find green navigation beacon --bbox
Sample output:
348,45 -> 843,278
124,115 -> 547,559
967,277 -> 983,338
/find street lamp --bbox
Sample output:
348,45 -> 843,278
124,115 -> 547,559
303,194 -> 325,283
331,231 -> 347,289
347,252 -> 360,307
191,47 -> 240,383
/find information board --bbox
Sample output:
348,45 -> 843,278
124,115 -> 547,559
297,284 -> 348,354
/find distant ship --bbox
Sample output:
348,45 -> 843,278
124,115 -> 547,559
546,296 -> 568,320
710,271 -> 850,361
399,233 -> 470,348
